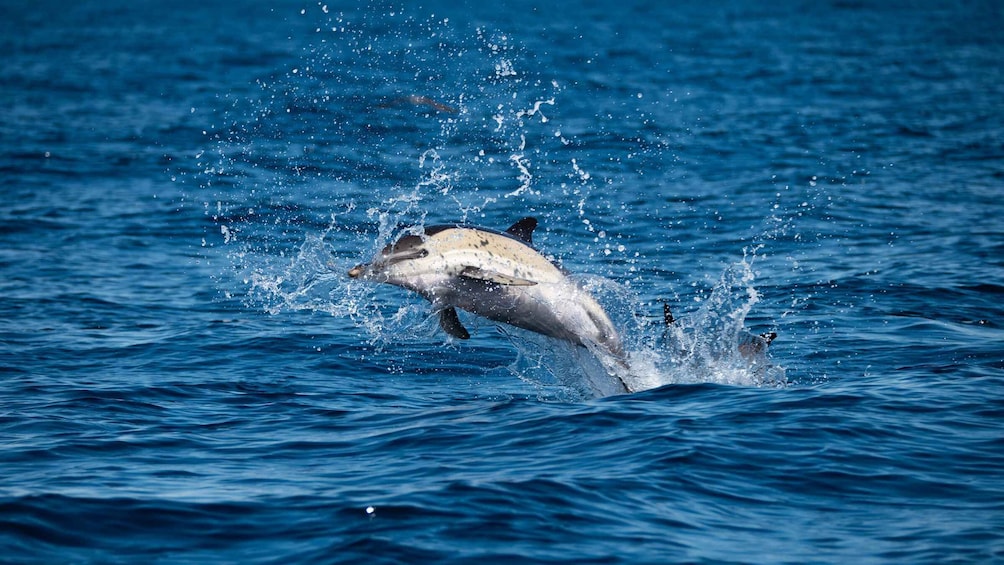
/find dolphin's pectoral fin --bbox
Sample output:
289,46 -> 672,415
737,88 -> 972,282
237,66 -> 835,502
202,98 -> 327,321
504,217 -> 537,245
438,307 -> 471,340
459,266 -> 537,286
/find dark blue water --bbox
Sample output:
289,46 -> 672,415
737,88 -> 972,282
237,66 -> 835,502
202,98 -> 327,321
3,0 -> 1003,562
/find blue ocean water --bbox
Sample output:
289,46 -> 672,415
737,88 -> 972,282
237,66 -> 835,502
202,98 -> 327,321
3,0 -> 1003,562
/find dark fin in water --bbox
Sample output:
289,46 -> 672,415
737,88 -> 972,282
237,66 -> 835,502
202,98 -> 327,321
760,332 -> 777,345
505,217 -> 537,245
663,302 -> 675,326
460,266 -> 537,286
439,307 -> 470,340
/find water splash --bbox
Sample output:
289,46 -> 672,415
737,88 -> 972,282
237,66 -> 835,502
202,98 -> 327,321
640,249 -> 786,389
198,6 -> 786,399
504,255 -> 786,398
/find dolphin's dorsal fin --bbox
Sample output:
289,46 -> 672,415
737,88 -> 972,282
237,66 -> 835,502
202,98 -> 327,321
439,307 -> 470,339
505,217 -> 537,244
662,302 -> 676,326
460,266 -> 537,286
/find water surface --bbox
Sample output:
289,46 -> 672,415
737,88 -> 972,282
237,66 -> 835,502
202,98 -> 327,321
2,1 -> 1003,562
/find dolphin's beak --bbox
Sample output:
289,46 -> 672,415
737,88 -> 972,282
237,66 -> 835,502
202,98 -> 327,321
348,264 -> 367,278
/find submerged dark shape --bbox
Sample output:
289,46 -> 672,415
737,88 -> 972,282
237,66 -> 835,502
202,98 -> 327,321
349,217 -> 631,393
378,95 -> 458,113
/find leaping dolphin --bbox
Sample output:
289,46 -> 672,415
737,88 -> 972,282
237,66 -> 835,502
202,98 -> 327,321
348,217 -> 630,392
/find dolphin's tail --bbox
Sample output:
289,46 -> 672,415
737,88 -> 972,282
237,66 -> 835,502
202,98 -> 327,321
582,338 -> 633,394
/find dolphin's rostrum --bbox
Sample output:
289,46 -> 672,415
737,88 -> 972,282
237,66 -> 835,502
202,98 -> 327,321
348,217 -> 631,392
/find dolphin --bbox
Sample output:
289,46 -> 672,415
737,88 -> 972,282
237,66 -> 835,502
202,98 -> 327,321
348,217 -> 630,391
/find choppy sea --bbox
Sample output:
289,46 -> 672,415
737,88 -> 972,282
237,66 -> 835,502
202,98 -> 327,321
3,0 -> 1003,562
